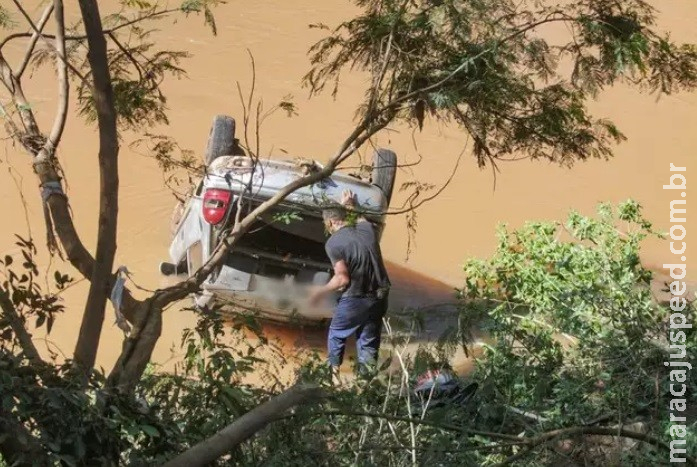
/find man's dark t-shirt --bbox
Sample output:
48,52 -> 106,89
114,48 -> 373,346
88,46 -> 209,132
325,221 -> 391,298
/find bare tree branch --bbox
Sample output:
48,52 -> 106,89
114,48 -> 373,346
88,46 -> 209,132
386,142 -> 465,216
493,425 -> 695,466
0,54 -> 41,137
107,32 -> 144,82
0,6 -> 188,54
106,298 -> 161,393
15,3 -> 54,80
23,0 -> 69,258
162,384 -> 326,467
47,0 -> 68,151
8,0 -> 87,84
0,8 -> 182,51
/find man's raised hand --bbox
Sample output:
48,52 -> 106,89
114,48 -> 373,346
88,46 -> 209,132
340,189 -> 356,208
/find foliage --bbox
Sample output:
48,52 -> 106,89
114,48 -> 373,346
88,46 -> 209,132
0,5 -> 15,29
0,277 -> 276,465
0,242 -> 128,466
306,0 -> 697,167
0,236 -> 70,343
69,3 -> 203,130
272,211 -> 304,225
459,200 -> 697,464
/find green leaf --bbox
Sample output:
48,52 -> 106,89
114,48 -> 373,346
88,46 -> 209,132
121,0 -> 154,8
204,6 -> 217,36
180,0 -> 202,13
271,211 -> 303,225
140,424 -> 160,437
0,6 -> 16,29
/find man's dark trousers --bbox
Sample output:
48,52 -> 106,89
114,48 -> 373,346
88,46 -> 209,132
327,295 -> 388,369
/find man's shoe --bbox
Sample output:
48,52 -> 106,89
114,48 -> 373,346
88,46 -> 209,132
330,365 -> 343,387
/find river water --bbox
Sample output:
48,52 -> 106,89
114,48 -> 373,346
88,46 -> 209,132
0,0 -> 694,374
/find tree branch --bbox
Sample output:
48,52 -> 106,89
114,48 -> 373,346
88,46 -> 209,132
162,384 -> 326,467
107,32 -> 144,82
9,0 -> 86,84
47,0 -> 68,151
14,3 -> 54,80
72,0 -> 120,372
493,425 -> 694,466
106,298 -> 161,393
0,52 -> 97,289
282,408 -> 524,441
0,8 -> 182,51
384,12 -> 577,111
26,0 -> 69,258
385,143 -> 465,216
0,54 -> 41,137
1,10 -> 144,319
0,289 -> 43,365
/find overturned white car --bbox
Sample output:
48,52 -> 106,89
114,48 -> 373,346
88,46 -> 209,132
161,115 -> 397,324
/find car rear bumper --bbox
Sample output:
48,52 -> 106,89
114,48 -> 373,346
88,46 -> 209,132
195,289 -> 333,326
199,269 -> 336,325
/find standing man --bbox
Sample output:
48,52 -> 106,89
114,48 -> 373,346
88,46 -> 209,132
309,190 -> 391,376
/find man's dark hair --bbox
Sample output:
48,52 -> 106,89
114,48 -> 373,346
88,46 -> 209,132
322,206 -> 347,223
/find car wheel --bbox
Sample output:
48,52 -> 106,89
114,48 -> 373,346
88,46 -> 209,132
372,149 -> 397,206
205,115 -> 237,166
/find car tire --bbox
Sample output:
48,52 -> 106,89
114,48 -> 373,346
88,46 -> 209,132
372,149 -> 397,206
205,115 -> 236,166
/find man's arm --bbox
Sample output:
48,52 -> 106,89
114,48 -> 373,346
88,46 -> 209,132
309,260 -> 350,305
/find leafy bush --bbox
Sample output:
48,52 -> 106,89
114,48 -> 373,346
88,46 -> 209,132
460,200 -> 697,464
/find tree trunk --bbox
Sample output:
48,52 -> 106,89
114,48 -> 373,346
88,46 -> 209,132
73,0 -> 120,372
162,384 -> 326,467
107,299 -> 162,394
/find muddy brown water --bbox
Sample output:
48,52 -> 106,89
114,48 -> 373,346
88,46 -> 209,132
0,1 -> 695,376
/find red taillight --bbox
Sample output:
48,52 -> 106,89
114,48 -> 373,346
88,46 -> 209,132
202,189 -> 232,225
